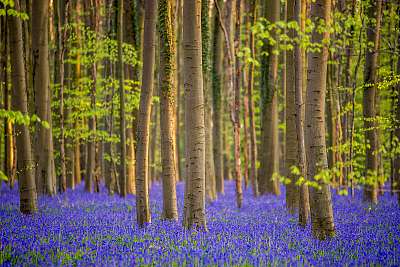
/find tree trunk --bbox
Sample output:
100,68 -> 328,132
54,0 -> 67,193
362,0 -> 382,204
285,0 -> 300,213
232,0 -> 242,208
291,0 -> 309,227
202,0 -> 217,202
247,0 -> 258,197
305,0 -> 335,240
0,10 -> 15,189
117,0 -> 127,197
395,4 -> 400,205
135,0 -> 157,226
182,0 -> 206,230
258,0 -> 280,196
32,0 -> 56,195
9,0 -> 38,214
159,0 -> 179,220
83,0 -> 99,193
212,0 -> 224,195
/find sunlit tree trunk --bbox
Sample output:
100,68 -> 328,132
258,0 -> 280,196
305,0 -> 335,240
159,0 -> 178,220
9,0 -> 38,214
363,0 -> 382,204
182,0 -> 206,229
136,0 -> 157,226
32,0 -> 56,195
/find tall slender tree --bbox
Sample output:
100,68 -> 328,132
212,0 -> 225,195
305,0 -> 335,240
136,0 -> 157,226
117,0 -> 127,197
9,0 -> 38,214
32,0 -> 56,195
182,0 -> 206,229
232,0 -> 243,208
202,0 -> 217,201
363,0 -> 382,204
247,0 -> 258,197
159,0 -> 178,220
258,0 -> 280,196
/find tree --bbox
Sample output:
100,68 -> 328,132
159,0 -> 178,220
182,0 -> 206,229
202,0 -> 217,201
394,3 -> 400,205
247,0 -> 258,197
83,0 -> 99,193
232,0 -> 242,208
258,0 -> 280,195
32,0 -> 56,195
305,0 -> 335,240
292,0 -> 309,226
9,0 -> 38,214
136,0 -> 157,226
54,0 -> 68,193
285,0 -> 300,213
363,0 -> 382,204
212,0 -> 224,195
117,0 -> 127,197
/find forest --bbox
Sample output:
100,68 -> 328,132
0,0 -> 399,265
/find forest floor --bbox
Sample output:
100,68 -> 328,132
0,181 -> 399,266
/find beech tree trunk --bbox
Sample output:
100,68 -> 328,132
247,0 -> 258,197
232,0 -> 243,208
258,0 -> 280,196
305,0 -> 335,240
9,0 -> 38,214
32,0 -> 56,195
136,0 -> 157,226
182,0 -> 206,229
159,0 -> 178,220
212,0 -> 224,195
363,0 -> 382,204
201,0 -> 217,201
395,4 -> 400,205
117,0 -> 127,197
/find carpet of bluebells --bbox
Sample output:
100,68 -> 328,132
1,181 -> 399,266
